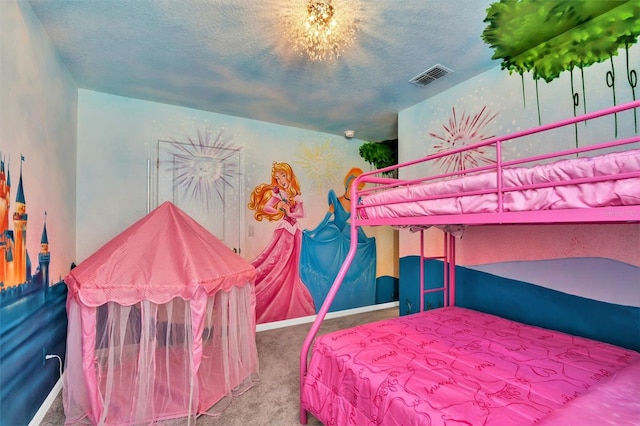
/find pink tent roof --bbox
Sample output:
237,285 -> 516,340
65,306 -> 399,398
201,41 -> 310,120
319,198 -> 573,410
66,201 -> 256,307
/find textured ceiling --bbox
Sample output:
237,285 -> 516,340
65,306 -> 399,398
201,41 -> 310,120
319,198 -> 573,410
27,0 -> 497,142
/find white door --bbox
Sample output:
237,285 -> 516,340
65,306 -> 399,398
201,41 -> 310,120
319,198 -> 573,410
154,138 -> 243,254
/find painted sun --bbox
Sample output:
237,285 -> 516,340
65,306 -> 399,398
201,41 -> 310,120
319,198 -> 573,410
295,139 -> 342,191
163,128 -> 239,208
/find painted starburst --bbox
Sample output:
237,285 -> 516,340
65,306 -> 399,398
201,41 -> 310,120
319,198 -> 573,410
163,128 -> 240,208
295,140 -> 342,191
429,106 -> 498,173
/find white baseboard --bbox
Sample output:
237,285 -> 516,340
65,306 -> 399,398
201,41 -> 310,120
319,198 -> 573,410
29,374 -> 63,426
256,301 -> 399,332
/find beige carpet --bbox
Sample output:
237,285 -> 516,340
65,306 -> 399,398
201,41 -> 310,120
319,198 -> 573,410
40,307 -> 398,426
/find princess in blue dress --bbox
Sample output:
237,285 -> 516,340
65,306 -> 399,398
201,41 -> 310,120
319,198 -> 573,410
300,167 -> 377,312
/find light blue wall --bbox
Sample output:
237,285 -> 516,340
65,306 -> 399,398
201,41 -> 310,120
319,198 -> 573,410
76,90 -> 370,262
399,51 -> 639,175
398,44 -> 640,305
1,0 -> 77,282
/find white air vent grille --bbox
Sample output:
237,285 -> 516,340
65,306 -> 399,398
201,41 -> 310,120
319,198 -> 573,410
409,64 -> 453,86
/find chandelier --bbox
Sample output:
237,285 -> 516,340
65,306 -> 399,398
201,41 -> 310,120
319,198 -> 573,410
283,0 -> 359,62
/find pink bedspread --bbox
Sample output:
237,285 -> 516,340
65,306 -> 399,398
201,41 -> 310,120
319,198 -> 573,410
360,149 -> 640,219
301,307 -> 640,425
538,360 -> 640,425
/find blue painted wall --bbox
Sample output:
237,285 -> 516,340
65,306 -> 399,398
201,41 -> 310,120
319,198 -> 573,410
0,282 -> 68,426
400,258 -> 640,352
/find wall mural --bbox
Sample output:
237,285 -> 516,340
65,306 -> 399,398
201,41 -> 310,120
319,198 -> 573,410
0,154 -> 67,426
0,155 -> 51,290
248,161 -> 315,324
422,0 -> 640,175
482,0 -> 639,138
156,127 -> 243,253
158,131 -> 382,324
300,167 -> 377,313
429,106 -> 498,173
396,0 -> 640,315
294,139 -> 342,192
248,160 -> 380,323
160,128 -> 240,208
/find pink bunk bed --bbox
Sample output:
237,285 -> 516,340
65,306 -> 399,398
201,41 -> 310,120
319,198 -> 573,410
299,100 -> 640,425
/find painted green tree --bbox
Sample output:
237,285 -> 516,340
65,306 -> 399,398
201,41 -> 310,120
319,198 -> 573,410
359,139 -> 398,176
482,0 -> 639,136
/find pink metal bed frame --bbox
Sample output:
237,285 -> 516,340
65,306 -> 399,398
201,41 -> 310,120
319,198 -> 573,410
299,100 -> 640,424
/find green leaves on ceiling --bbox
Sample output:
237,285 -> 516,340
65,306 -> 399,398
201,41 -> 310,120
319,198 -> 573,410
482,0 -> 640,83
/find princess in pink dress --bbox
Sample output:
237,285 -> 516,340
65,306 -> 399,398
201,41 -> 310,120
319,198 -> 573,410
248,161 -> 315,323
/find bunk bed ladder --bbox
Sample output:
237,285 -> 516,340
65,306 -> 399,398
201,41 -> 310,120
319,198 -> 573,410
419,230 -> 456,312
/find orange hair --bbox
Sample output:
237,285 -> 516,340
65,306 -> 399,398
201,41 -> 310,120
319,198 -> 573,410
248,162 -> 301,221
344,167 -> 364,192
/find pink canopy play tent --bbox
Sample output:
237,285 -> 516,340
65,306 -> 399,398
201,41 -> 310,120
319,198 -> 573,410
63,202 -> 259,425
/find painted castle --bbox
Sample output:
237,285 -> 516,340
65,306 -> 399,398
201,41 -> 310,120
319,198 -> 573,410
0,155 -> 50,292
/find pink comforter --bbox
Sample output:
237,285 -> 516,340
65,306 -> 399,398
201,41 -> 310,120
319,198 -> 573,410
301,307 -> 640,425
360,149 -> 640,219
538,360 -> 640,425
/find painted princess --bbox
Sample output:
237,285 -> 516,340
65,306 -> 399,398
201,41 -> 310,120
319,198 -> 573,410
248,161 -> 315,323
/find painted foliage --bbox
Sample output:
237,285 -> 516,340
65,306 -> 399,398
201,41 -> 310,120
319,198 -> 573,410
483,0 -> 639,133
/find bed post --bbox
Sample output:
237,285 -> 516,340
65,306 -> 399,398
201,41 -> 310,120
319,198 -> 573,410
449,232 -> 456,306
419,229 -> 425,312
442,232 -> 456,307
443,233 -> 449,307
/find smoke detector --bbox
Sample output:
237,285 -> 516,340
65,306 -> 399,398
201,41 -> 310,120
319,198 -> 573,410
409,64 -> 453,87
344,130 -> 356,139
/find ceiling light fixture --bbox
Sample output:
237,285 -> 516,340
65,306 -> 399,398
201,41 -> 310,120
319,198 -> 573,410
283,0 -> 359,62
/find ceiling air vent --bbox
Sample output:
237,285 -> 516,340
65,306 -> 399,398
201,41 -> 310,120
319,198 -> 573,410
409,64 -> 453,87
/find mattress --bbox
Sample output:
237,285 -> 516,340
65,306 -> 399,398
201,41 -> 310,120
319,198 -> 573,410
301,306 -> 640,425
360,149 -> 640,219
